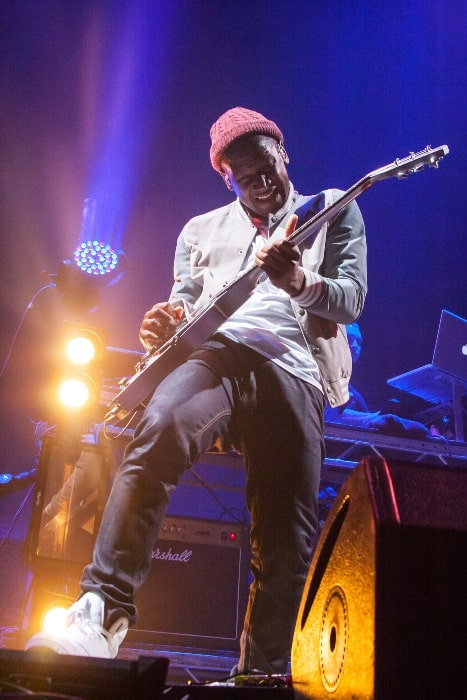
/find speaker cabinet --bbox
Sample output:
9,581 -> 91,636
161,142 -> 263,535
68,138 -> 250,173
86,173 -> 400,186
127,516 -> 250,651
292,456 -> 467,699
27,436 -> 112,567
24,436 -> 113,636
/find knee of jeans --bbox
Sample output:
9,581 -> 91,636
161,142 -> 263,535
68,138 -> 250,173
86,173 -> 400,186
123,412 -> 193,483
132,405 -> 183,448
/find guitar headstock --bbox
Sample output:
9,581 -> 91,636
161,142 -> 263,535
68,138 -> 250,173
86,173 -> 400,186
368,144 -> 449,183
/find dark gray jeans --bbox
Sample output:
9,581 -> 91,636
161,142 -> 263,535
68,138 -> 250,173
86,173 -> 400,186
81,334 -> 324,673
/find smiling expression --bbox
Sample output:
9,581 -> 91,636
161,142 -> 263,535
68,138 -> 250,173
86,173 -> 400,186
220,135 -> 290,219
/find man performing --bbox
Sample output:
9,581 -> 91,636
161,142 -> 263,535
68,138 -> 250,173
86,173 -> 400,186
27,107 -> 367,675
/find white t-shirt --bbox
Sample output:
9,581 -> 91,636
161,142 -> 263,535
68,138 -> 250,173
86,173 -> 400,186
219,192 -> 322,392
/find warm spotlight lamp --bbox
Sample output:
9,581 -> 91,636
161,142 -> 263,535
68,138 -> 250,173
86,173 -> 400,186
57,373 -> 98,409
65,329 -> 103,365
41,603 -> 69,634
50,323 -> 106,435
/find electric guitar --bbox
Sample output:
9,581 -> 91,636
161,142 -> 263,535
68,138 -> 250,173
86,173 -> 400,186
105,144 -> 449,423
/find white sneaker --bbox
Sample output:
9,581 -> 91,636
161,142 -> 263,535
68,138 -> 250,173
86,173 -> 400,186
25,592 -> 128,658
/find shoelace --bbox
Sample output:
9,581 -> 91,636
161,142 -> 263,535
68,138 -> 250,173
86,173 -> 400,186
69,610 -> 107,638
67,605 -> 128,656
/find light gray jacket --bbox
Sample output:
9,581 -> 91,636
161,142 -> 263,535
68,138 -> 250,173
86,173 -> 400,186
169,189 -> 367,407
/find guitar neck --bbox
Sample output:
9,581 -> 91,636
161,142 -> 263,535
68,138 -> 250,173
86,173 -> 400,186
289,175 -> 372,248
288,143 -> 449,248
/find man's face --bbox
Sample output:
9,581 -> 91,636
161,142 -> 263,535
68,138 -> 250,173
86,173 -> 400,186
221,135 -> 290,218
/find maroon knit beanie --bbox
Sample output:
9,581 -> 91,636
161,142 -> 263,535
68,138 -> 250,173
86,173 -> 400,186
209,107 -> 284,172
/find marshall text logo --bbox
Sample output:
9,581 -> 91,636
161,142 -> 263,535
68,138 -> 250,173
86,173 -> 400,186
151,547 -> 192,562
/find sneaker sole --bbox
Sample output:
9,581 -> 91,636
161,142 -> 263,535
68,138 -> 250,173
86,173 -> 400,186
26,634 -> 111,658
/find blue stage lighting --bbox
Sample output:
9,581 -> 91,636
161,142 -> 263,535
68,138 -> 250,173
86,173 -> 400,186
73,240 -> 120,276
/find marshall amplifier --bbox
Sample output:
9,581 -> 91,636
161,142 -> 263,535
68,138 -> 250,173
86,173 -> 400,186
127,516 -> 251,651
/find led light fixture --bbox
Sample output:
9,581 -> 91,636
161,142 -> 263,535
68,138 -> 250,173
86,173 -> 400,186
73,240 -> 120,276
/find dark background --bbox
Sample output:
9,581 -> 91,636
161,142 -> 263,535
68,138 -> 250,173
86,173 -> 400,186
1,0 -> 466,488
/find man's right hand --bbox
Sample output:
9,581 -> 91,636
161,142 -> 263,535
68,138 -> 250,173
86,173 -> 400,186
139,302 -> 184,350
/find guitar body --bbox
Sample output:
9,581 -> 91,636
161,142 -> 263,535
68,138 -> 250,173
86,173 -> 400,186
107,265 -> 265,420
105,145 -> 449,423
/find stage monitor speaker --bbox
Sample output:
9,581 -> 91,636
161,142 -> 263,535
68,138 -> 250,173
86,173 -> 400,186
127,516 -> 250,651
292,456 -> 467,699
0,648 -> 168,700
